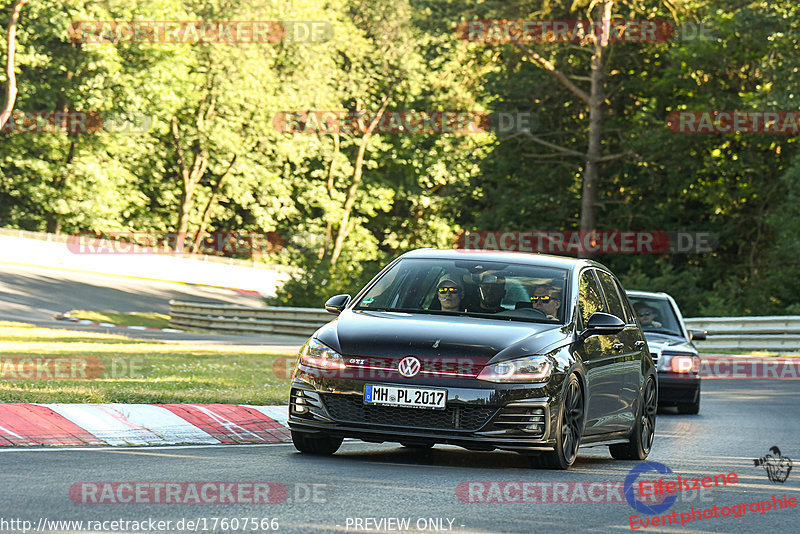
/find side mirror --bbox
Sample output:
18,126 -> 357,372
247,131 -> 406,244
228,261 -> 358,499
324,294 -> 351,315
689,329 -> 707,341
580,312 -> 626,340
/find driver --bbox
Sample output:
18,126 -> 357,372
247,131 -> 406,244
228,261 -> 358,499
531,284 -> 562,320
634,302 -> 662,328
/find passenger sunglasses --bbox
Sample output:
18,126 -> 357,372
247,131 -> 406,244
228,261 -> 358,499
530,295 -> 552,303
638,311 -> 652,317
438,287 -> 460,294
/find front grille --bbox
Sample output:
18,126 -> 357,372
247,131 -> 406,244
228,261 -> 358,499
650,352 -> 659,365
321,394 -> 497,431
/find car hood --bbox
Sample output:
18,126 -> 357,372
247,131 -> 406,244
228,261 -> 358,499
643,332 -> 697,355
316,309 -> 572,363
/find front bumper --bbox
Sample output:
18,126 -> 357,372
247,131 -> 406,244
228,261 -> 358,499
657,372 -> 700,405
287,375 -> 560,452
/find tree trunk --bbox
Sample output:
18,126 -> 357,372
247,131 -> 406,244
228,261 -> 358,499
171,116 -> 207,252
578,0 -> 613,256
192,154 -> 237,253
0,0 -> 30,131
511,1 -> 618,253
329,134 -> 368,266
330,90 -> 394,266
319,133 -> 340,259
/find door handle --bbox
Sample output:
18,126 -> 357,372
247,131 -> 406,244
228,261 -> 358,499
612,342 -> 625,351
635,340 -> 646,348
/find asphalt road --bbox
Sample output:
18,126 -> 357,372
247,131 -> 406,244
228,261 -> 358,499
0,380 -> 797,533
0,262 -> 306,351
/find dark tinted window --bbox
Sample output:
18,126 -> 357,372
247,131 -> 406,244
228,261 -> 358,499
355,258 -> 569,323
627,296 -> 683,337
578,270 -> 605,324
597,271 -> 626,322
615,280 -> 637,324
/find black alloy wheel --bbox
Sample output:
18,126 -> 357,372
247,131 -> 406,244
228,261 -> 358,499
535,374 -> 584,470
610,376 -> 656,460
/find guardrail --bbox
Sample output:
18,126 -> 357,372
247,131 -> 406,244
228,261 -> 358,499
168,300 -> 331,337
684,316 -> 800,351
168,301 -> 800,351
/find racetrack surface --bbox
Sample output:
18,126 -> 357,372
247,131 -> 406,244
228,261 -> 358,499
0,380 -> 796,533
0,262 -> 306,350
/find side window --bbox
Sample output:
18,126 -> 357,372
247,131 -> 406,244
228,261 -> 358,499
597,271 -> 627,322
615,279 -> 637,324
578,270 -> 605,324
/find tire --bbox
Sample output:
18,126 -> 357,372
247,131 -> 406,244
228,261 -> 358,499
400,442 -> 434,449
291,430 -> 343,455
535,374 -> 584,470
610,376 -> 656,460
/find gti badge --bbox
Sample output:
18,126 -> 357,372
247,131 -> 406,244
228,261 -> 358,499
398,356 -> 421,378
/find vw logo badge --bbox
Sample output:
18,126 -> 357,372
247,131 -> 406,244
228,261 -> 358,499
398,356 -> 421,378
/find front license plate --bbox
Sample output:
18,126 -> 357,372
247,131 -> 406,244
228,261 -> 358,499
364,384 -> 447,410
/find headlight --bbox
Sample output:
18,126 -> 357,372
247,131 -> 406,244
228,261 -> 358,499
477,355 -> 552,383
298,338 -> 346,372
659,352 -> 700,374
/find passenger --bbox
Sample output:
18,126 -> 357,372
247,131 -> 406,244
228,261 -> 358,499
436,277 -> 465,313
531,284 -> 562,320
474,273 -> 506,313
634,302 -> 662,328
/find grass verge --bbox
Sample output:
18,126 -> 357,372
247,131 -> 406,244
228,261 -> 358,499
67,310 -> 171,329
0,321 -> 294,404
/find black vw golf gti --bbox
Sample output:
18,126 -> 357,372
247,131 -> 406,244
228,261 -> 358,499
288,249 -> 656,469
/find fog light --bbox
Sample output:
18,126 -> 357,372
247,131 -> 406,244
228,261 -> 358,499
291,390 -> 309,415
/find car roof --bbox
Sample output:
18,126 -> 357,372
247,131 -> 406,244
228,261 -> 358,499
399,248 -> 607,272
625,290 -> 672,299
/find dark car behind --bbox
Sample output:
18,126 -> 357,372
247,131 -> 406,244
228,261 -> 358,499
626,290 -> 704,414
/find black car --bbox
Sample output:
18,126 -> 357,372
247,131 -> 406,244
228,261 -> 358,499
288,249 -> 656,469
626,290 -> 704,414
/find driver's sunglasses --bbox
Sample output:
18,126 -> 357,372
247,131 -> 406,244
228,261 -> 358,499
438,287 -> 460,294
638,311 -> 652,317
530,295 -> 552,303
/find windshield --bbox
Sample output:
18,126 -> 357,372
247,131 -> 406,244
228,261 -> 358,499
355,258 -> 569,324
628,296 -> 684,337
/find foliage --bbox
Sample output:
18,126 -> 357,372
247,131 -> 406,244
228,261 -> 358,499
1,0 -> 799,315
